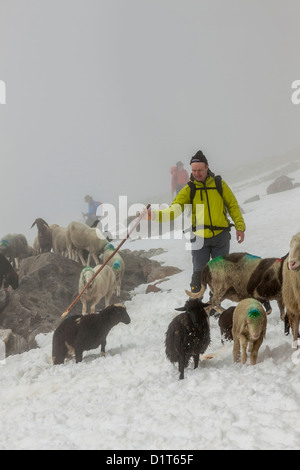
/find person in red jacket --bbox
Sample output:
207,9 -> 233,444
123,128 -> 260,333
171,161 -> 189,197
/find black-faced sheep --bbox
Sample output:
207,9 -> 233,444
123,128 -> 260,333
232,298 -> 267,365
186,252 -> 286,318
0,253 -> 19,290
78,264 -> 116,314
165,298 -> 210,380
31,218 -> 57,253
102,244 -> 125,297
0,233 -> 30,268
66,221 -> 108,266
218,306 -> 235,343
282,233 -> 300,348
52,304 -> 131,364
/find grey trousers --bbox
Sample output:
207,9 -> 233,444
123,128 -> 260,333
190,230 -> 231,289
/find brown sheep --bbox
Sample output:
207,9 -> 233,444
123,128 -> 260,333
186,252 -> 286,320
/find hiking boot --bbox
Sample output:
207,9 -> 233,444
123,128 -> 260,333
190,271 -> 202,294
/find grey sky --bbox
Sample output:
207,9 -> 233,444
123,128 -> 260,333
0,0 -> 300,243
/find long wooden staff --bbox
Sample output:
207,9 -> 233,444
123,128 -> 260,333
62,204 -> 151,317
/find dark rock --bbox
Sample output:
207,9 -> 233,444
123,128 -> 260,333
267,175 -> 295,195
0,250 -> 181,354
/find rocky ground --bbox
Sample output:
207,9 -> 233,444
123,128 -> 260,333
0,249 -> 181,356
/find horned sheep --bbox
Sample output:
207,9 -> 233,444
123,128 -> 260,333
78,264 -> 116,314
31,218 -> 58,254
66,221 -> 108,266
186,252 -> 286,319
165,298 -> 210,380
232,298 -> 267,365
52,304 -> 131,364
102,244 -> 125,296
282,233 -> 300,348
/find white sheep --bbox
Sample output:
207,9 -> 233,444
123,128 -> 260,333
51,226 -> 68,257
66,221 -> 108,266
232,298 -> 267,365
282,233 -> 300,348
78,264 -> 116,314
102,244 -> 125,296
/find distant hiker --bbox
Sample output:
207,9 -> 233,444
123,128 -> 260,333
146,150 -> 246,293
171,161 -> 189,197
83,195 -> 103,227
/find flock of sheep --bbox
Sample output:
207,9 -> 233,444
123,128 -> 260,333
165,232 -> 300,379
1,217 -> 300,381
0,217 -> 126,335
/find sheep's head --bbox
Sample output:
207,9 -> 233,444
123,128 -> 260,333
288,233 -> 300,271
176,298 -> 210,327
246,309 -> 264,340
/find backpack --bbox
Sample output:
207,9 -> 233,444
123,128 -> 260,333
187,173 -> 223,204
187,172 -> 233,234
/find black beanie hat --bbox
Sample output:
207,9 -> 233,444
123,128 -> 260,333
190,150 -> 208,165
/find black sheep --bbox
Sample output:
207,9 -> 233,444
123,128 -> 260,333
0,253 -> 19,290
218,306 -> 235,343
165,298 -> 210,380
52,304 -> 131,364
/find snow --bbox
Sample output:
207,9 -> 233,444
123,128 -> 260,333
1,166 -> 300,450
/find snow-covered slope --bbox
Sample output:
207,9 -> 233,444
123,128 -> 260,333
1,167 -> 300,450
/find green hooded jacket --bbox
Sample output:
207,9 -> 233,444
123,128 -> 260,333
153,175 -> 246,238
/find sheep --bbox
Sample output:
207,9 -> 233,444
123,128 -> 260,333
51,225 -> 68,257
31,218 -> 58,253
78,264 -> 116,314
52,304 -> 131,364
218,306 -> 235,343
66,221 -> 108,266
0,233 -> 30,268
282,233 -> 300,348
102,244 -> 125,296
0,253 -> 19,290
186,252 -> 286,318
165,298 -> 210,380
232,298 -> 267,365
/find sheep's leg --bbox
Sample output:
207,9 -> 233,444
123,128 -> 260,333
290,312 -> 300,349
92,253 -> 100,266
81,298 -> 87,315
250,337 -> 263,365
193,354 -> 199,370
77,249 -> 86,266
90,302 -> 96,314
233,336 -> 240,363
75,348 -> 83,363
277,298 -> 285,322
100,341 -> 106,357
239,334 -> 248,364
284,314 -> 290,336
178,355 -> 185,380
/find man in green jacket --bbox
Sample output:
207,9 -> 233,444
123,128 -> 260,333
146,150 -> 246,292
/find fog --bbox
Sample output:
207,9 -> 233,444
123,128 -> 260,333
0,0 -> 300,243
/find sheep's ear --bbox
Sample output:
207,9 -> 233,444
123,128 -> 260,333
31,220 -> 37,228
175,306 -> 186,312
